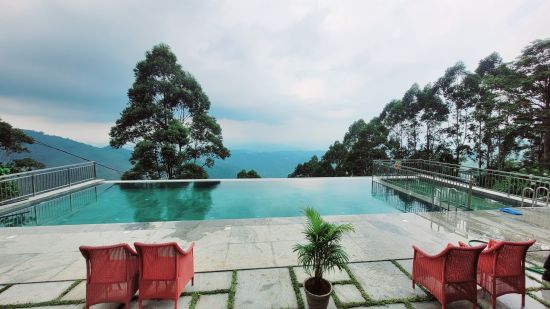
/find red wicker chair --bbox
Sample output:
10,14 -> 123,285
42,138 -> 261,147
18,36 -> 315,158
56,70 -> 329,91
477,239 -> 535,308
134,242 -> 195,309
79,244 -> 139,309
412,243 -> 486,309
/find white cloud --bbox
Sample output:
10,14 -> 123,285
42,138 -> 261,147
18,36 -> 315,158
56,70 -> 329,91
0,0 -> 549,149
1,113 -> 111,147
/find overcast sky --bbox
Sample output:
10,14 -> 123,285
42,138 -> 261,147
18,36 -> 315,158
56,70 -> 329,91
1,0 -> 549,150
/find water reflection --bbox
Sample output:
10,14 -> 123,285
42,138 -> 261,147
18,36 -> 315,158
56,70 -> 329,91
120,181 -> 219,222
371,181 -> 436,213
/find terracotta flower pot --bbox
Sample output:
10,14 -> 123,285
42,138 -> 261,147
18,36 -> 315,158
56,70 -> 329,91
303,277 -> 332,309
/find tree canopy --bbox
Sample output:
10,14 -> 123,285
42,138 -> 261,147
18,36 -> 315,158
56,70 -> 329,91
0,119 -> 45,174
110,44 -> 230,180
290,38 -> 550,177
237,169 -> 261,178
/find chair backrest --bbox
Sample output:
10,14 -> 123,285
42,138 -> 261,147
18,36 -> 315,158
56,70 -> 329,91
493,240 -> 535,277
135,242 -> 180,281
444,245 -> 485,283
79,244 -> 134,284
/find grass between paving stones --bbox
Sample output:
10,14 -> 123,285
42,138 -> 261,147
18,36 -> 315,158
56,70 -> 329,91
288,267 -> 305,309
188,292 -> 200,309
527,289 -> 550,307
227,270 -> 238,309
0,284 -> 13,295
0,299 -> 84,308
0,280 -> 86,309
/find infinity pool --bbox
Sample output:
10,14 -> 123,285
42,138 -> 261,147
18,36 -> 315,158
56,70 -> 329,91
0,178 -> 445,227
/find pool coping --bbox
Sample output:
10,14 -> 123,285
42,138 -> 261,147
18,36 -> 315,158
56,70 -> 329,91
0,180 -> 103,216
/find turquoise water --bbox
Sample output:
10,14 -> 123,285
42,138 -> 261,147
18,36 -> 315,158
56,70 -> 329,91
1,178 -> 440,227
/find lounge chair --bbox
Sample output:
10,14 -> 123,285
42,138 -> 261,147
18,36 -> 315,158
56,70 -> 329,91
477,239 -> 535,308
134,242 -> 195,309
79,244 -> 139,309
412,243 -> 486,309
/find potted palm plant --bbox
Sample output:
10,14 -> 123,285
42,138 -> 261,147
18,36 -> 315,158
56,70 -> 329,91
293,207 -> 354,309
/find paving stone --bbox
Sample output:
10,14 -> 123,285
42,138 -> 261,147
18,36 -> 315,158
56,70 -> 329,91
478,291 -> 548,309
355,304 -> 407,309
526,274 -> 546,289
90,304 -> 119,309
186,271 -> 232,292
396,259 -> 413,275
27,305 -> 83,309
293,267 -> 350,283
412,300 -> 475,308
0,281 -> 73,305
333,284 -> 364,304
129,296 -> 192,308
234,268 -> 297,309
61,281 -> 85,301
195,293 -> 228,309
529,289 -> 550,306
348,261 -> 426,300
299,287 -> 337,309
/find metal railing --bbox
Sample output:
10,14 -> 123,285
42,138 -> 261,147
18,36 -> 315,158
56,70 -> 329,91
0,185 -> 98,227
0,162 -> 96,205
373,159 -> 550,208
373,159 -> 474,209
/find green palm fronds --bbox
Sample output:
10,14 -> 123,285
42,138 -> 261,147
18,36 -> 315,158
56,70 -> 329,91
293,207 -> 354,285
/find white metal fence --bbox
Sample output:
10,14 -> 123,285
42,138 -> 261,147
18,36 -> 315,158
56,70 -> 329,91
0,162 -> 96,205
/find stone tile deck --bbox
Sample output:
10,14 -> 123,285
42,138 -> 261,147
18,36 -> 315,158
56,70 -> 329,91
2,208 -> 550,285
0,260 -> 547,308
0,208 -> 549,307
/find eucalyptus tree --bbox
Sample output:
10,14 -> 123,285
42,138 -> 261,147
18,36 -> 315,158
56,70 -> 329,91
436,62 -> 474,163
380,99 -> 407,158
401,84 -> 422,156
513,39 -> 550,166
417,84 -> 448,159
110,44 -> 230,180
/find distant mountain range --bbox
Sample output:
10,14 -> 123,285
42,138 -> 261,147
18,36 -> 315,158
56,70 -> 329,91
16,130 -> 323,179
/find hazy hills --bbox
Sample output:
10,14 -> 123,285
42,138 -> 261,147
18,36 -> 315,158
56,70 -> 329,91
16,130 -> 323,179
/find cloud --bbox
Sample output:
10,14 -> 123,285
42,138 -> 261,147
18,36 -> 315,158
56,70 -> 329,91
1,0 -> 549,150
1,113 -> 111,146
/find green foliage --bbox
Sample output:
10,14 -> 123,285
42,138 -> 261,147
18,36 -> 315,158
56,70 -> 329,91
293,207 -> 354,289
291,37 -> 550,177
236,169 -> 261,178
0,119 -> 44,175
110,44 -> 229,179
289,118 -> 389,177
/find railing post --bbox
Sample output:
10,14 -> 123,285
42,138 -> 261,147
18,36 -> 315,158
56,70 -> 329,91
31,174 -> 36,197
467,170 -> 473,209
67,167 -> 71,187
92,162 -> 97,179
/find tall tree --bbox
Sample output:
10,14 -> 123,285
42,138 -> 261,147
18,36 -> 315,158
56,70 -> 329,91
513,39 -> 550,166
401,84 -> 421,156
110,44 -> 230,180
0,119 -> 44,174
416,83 -> 448,159
436,62 -> 473,163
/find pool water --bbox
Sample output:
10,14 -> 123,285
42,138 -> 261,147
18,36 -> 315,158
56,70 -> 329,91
384,179 -> 511,210
0,178 -> 445,227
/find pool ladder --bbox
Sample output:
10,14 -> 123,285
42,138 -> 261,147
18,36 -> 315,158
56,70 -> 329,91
521,186 -> 550,207
433,188 -> 463,212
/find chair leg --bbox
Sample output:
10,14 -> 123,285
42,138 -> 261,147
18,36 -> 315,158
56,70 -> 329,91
411,279 -> 415,289
174,299 -> 178,309
522,292 -> 526,306
492,294 -> 496,309
139,299 -> 143,309
125,302 -> 130,308
192,276 -> 194,286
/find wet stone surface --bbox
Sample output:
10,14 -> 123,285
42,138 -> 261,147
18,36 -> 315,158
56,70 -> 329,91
234,268 -> 297,309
